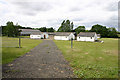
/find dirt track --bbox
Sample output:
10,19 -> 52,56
2,40 -> 75,78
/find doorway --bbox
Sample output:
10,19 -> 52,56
44,35 -> 46,39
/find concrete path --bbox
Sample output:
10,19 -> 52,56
2,40 -> 75,78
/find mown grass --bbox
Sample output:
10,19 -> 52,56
2,37 -> 42,64
54,38 -> 118,78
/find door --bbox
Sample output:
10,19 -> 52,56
44,35 -> 46,39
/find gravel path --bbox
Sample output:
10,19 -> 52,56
2,40 -> 75,78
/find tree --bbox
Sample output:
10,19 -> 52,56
107,27 -> 118,38
57,20 -> 73,32
47,27 -> 55,32
38,27 -> 47,32
2,21 -> 21,37
90,24 -> 108,37
74,26 -> 85,34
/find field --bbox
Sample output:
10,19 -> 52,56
2,37 -> 42,64
54,38 -> 118,78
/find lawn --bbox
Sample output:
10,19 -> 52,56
2,37 -> 42,64
54,38 -> 118,78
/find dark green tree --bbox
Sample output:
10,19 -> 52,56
2,21 -> 21,37
47,27 -> 55,32
38,27 -> 47,32
90,24 -> 108,37
107,27 -> 118,38
57,20 -> 73,32
74,26 -> 85,34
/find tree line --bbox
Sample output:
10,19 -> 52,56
57,20 -> 118,38
1,21 -> 56,37
1,21 -> 119,38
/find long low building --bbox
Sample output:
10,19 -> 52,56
77,32 -> 97,42
54,32 -> 75,40
20,29 -> 100,42
30,32 -> 48,39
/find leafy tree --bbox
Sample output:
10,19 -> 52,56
47,27 -> 55,32
57,20 -> 73,32
107,27 -> 118,38
2,21 -> 21,37
90,24 -> 108,37
74,26 -> 85,34
38,27 -> 47,32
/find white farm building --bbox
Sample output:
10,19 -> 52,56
30,32 -> 49,39
54,32 -> 75,40
77,32 -> 97,42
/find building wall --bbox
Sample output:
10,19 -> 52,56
54,36 -> 69,40
77,37 -> 95,42
69,33 -> 75,40
49,35 -> 54,40
54,33 -> 75,40
30,35 -> 41,39
94,33 -> 98,40
41,33 -> 49,39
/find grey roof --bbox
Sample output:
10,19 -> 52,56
55,32 -> 75,36
19,29 -> 41,34
31,32 -> 41,35
19,29 -> 40,32
47,32 -> 56,35
77,32 -> 96,37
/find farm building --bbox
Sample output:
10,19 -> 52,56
41,32 -> 49,39
30,32 -> 41,39
97,34 -> 101,38
47,32 -> 56,40
30,32 -> 49,39
54,32 -> 75,40
77,32 -> 97,42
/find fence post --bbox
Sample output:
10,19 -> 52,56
19,32 -> 21,48
71,38 -> 73,48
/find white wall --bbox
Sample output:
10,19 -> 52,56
94,33 -> 98,40
54,33 -> 75,40
54,36 -> 69,40
69,33 -> 75,40
77,37 -> 95,42
41,33 -> 49,39
30,35 -> 41,39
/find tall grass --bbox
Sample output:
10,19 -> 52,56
54,38 -> 118,78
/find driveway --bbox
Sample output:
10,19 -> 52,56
2,40 -> 75,78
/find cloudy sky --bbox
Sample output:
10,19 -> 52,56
0,0 -> 119,30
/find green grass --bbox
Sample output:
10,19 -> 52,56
21,36 -> 30,38
54,38 -> 118,78
2,37 -> 42,64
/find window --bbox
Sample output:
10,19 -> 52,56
66,36 -> 67,38
79,37 -> 80,39
91,37 -> 92,39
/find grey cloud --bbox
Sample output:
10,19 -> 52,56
11,1 -> 53,16
70,7 -> 81,12
72,18 -> 83,21
106,2 -> 118,11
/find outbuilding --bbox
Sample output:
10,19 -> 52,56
30,32 -> 41,39
54,32 -> 75,40
30,32 -> 49,39
77,32 -> 97,42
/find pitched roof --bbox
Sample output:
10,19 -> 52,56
19,29 -> 41,34
31,32 -> 41,35
19,29 -> 40,32
77,32 -> 96,37
55,32 -> 75,36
